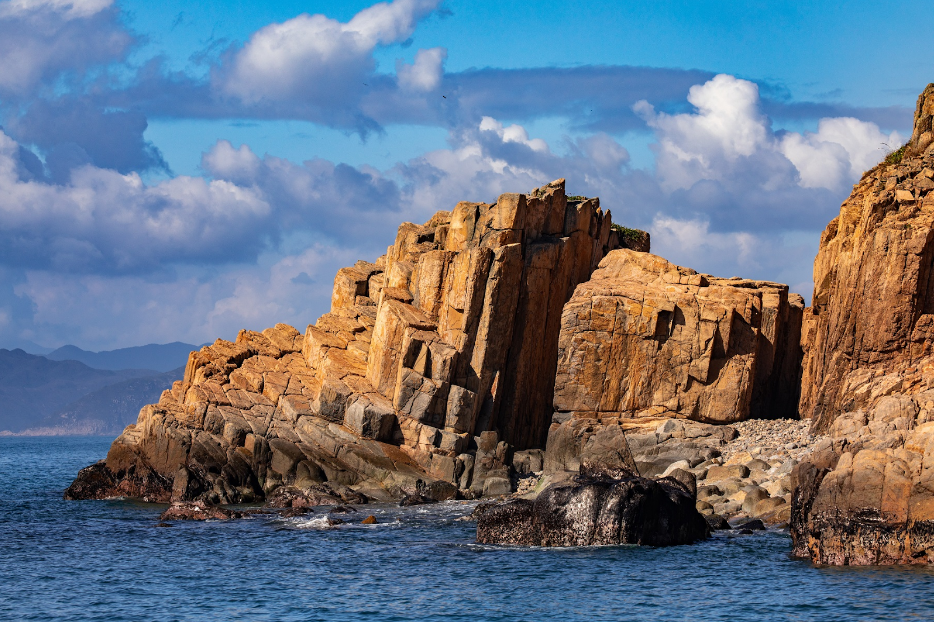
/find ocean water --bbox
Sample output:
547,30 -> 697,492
2,437 -> 934,622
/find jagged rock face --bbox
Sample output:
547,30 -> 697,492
554,250 -> 803,422
545,249 -> 803,475
475,466 -> 709,546
907,84 -> 934,158
792,85 -> 934,565
66,180 -> 625,504
800,84 -> 934,432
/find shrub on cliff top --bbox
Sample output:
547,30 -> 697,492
611,223 -> 645,243
883,143 -> 908,166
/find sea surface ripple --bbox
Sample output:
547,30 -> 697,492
2,437 -> 933,622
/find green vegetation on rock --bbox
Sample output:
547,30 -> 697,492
611,223 -> 645,243
883,143 -> 908,166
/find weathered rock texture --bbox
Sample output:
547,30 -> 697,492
475,465 -> 709,546
800,84 -> 934,431
545,249 -> 804,475
66,180 -> 629,505
792,84 -> 934,565
907,83 -> 934,158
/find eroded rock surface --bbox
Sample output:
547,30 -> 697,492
792,84 -> 934,565
66,180 -> 628,505
791,376 -> 934,564
553,249 -> 803,424
800,85 -> 934,430
545,249 -> 803,482
475,465 -> 708,546
160,501 -> 243,521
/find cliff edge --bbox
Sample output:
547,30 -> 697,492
792,84 -> 934,565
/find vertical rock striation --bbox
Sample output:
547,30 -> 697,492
800,84 -> 934,431
792,84 -> 934,565
66,180 -> 629,504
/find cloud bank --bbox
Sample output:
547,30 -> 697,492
0,0 -> 915,351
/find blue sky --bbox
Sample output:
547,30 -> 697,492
0,0 -> 929,351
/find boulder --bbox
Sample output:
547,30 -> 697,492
160,501 -> 242,521
475,466 -> 708,546
705,514 -> 730,530
553,249 -> 803,424
544,250 -> 802,486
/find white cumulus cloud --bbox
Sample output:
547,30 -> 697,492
479,117 -> 549,153
0,0 -> 130,97
780,117 -> 901,189
0,0 -> 111,19
636,73 -> 901,193
221,0 -> 441,104
0,130 -> 271,272
397,47 -> 446,92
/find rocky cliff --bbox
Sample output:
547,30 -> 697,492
67,180 -> 630,504
544,249 -> 804,475
800,84 -> 934,431
792,84 -> 934,564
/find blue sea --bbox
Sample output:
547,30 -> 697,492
2,437 -> 933,622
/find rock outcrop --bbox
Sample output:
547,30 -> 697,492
800,85 -> 934,430
475,465 -> 709,546
160,501 -> 244,521
545,249 -> 804,475
66,180 -> 630,505
792,84 -> 934,565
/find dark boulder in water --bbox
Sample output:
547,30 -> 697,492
475,466 -> 709,546
705,514 -> 731,531
399,492 -> 436,507
64,459 -> 172,503
160,501 -> 243,521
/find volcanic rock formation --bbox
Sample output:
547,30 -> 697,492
66,180 -> 629,504
544,249 -> 804,476
792,84 -> 934,565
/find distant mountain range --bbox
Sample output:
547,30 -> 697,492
29,366 -> 186,436
0,342 -> 198,436
45,342 -> 198,373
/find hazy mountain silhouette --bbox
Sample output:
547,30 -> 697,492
0,349 -> 163,434
31,366 -> 185,436
45,342 -> 198,373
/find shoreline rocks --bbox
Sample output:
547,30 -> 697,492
476,465 -> 708,546
791,83 -> 934,565
159,501 -> 244,521
552,249 -> 803,427
544,249 -> 804,484
62,83 -> 934,565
